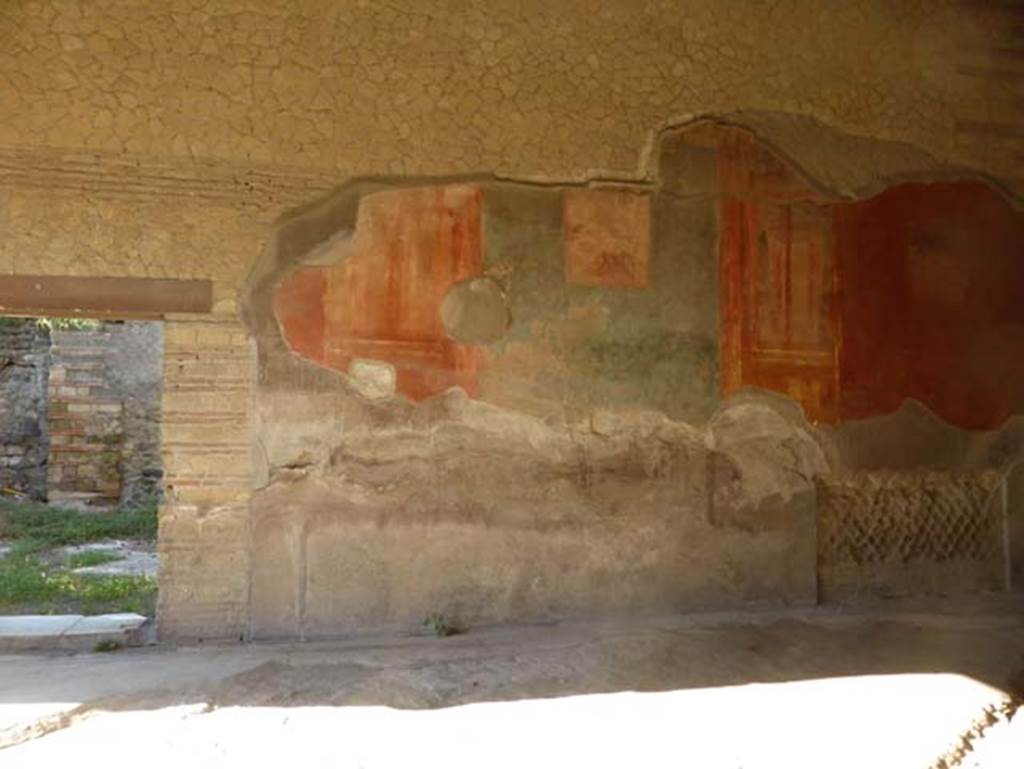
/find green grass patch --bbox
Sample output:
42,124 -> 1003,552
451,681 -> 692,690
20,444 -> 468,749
0,499 -> 157,549
66,549 -> 122,569
0,548 -> 156,615
0,500 -> 158,616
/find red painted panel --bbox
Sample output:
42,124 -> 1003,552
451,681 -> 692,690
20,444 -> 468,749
715,123 -> 1024,429
719,198 -> 746,398
274,185 -> 483,400
717,127 -> 840,424
835,182 -> 1024,429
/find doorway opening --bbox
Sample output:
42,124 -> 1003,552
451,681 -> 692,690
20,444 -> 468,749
0,314 -> 164,626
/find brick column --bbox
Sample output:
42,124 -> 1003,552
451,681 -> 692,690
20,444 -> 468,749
46,328 -> 124,507
157,315 -> 253,641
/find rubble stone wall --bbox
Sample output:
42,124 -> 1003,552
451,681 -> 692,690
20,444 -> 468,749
0,319 -> 50,500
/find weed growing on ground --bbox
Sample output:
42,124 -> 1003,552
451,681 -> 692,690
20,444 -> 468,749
424,612 -> 459,637
65,550 -> 122,569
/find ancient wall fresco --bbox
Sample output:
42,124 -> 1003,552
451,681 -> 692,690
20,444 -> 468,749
273,178 -> 719,424
276,186 -> 482,401
253,127 -> 1024,638
717,128 -> 840,423
564,189 -> 650,289
253,153 -> 806,638
715,131 -> 1024,430
1,0 -> 1021,640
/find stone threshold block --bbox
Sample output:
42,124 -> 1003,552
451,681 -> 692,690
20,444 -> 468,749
0,613 -> 151,652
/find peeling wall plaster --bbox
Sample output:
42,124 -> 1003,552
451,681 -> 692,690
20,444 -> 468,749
245,122 -> 1024,638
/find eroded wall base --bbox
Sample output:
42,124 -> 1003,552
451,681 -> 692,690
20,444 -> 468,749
249,393 -> 818,639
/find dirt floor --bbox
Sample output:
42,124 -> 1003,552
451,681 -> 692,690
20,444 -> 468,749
1,600 -> 1023,768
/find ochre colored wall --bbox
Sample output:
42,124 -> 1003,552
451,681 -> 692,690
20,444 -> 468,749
836,182 -> 1024,429
2,0 -> 1021,193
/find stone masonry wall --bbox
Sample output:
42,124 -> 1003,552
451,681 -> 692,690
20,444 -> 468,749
46,322 -> 163,509
0,319 -> 50,500
109,322 -> 164,508
816,470 -> 1008,600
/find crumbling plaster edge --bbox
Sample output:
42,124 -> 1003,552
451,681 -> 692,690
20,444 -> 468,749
240,110 -> 1024,488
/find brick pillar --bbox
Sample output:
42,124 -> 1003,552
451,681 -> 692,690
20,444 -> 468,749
157,315 -> 253,642
46,327 -> 124,508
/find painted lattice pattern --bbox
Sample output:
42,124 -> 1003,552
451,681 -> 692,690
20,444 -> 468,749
816,471 -> 1006,598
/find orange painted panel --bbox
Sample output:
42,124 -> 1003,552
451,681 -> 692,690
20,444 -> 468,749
717,130 -> 840,424
275,185 -> 483,400
564,189 -> 650,289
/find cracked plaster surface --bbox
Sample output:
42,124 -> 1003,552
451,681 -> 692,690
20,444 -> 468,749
0,1 -> 1021,307
0,0 -> 1020,190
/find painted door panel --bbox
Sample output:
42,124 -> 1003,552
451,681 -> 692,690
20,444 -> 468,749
721,198 -> 839,423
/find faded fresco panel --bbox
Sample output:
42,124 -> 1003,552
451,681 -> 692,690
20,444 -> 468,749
564,189 -> 650,289
274,185 -> 483,400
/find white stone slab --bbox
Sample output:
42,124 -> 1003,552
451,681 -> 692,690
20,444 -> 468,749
63,613 -> 147,636
0,615 -> 83,638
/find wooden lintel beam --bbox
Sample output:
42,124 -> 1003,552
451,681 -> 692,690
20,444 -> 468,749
0,275 -> 213,319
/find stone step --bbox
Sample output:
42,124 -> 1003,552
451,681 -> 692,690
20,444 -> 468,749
0,613 -> 152,652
